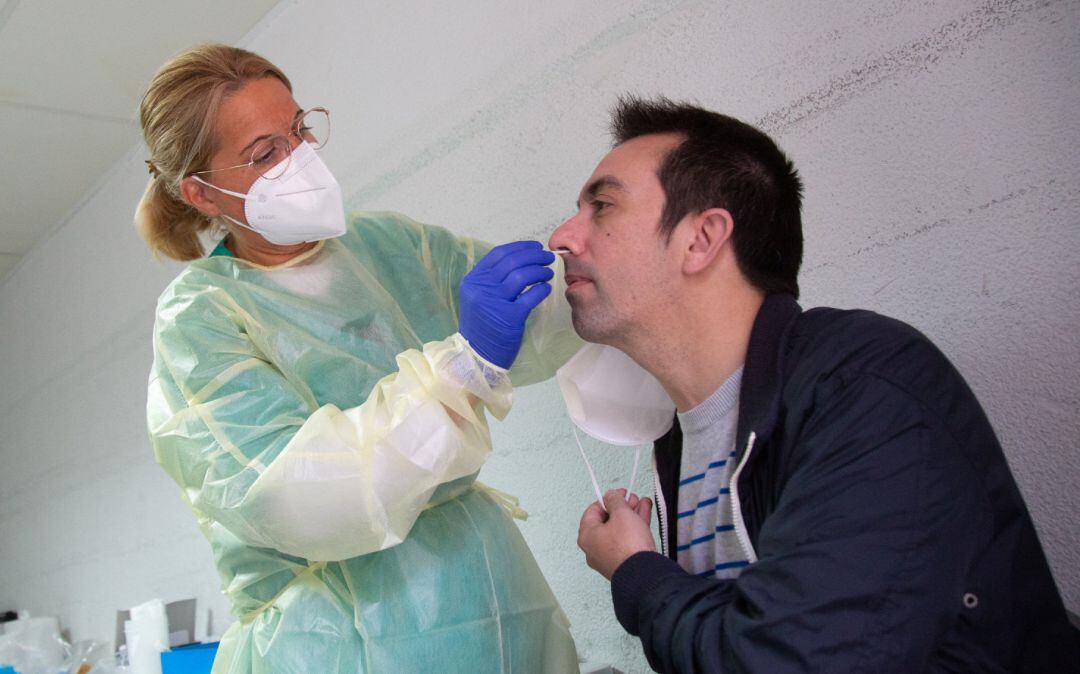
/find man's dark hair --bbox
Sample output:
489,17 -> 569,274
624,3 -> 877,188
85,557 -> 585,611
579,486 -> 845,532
612,96 -> 804,298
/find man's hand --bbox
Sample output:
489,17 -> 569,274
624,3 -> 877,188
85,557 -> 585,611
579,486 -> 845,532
578,489 -> 655,580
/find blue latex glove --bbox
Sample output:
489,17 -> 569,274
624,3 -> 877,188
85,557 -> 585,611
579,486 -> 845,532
459,241 -> 556,369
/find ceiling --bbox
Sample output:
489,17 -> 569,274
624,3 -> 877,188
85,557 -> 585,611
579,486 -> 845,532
0,0 -> 281,283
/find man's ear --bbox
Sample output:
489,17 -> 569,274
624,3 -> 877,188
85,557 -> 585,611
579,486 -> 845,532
682,208 -> 734,275
179,176 -> 222,218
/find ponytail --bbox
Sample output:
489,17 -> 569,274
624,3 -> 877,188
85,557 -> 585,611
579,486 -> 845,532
133,176 -> 213,262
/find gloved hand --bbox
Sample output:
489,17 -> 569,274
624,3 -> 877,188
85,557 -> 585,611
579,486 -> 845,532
459,240 -> 556,369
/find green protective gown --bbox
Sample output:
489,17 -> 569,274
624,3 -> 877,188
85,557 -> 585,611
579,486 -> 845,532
147,212 -> 583,673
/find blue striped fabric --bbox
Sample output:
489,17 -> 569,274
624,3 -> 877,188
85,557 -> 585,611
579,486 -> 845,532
679,459 -> 727,486
675,368 -> 746,579
676,524 -> 738,552
677,488 -> 731,518
696,560 -> 751,578
678,450 -> 740,487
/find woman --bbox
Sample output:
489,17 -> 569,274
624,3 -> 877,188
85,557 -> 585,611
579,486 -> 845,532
137,43 -> 580,673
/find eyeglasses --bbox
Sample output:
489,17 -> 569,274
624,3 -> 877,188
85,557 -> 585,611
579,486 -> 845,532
191,107 -> 331,181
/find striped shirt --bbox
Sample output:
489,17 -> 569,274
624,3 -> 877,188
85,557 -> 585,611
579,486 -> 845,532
675,367 -> 748,579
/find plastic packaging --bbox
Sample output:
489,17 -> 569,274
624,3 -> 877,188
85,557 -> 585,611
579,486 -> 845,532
0,616 -> 67,674
124,599 -> 169,674
66,639 -> 114,674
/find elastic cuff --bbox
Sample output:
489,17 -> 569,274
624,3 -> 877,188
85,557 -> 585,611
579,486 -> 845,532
437,334 -> 513,419
457,333 -> 510,379
610,551 -> 688,636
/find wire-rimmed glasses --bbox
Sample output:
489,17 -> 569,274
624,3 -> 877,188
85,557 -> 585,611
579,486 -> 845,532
191,107 -> 330,181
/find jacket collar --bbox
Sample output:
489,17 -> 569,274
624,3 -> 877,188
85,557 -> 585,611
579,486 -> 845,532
652,292 -> 801,559
735,293 -> 802,455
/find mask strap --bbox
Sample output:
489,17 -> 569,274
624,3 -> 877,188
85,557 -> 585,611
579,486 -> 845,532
572,427 -> 644,514
627,445 -> 642,498
573,427 -> 608,514
217,212 -> 260,236
191,174 -> 248,200
189,175 -> 262,236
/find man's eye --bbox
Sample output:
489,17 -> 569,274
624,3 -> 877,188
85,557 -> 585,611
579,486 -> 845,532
592,200 -> 610,212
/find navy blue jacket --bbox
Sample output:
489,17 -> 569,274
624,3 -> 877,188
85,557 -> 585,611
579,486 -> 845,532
611,294 -> 1079,672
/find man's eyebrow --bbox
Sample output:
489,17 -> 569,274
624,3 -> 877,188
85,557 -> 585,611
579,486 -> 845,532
239,108 -> 305,157
576,175 -> 626,208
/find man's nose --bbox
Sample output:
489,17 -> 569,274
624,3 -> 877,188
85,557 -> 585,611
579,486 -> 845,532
548,213 -> 581,254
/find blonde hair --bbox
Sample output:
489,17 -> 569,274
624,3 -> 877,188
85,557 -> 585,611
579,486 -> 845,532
135,43 -> 292,261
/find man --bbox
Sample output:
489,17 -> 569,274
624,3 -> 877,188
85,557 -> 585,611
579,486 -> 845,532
549,97 -> 1078,672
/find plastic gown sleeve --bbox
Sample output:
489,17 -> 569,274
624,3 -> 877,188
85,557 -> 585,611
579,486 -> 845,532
506,261 -> 582,386
364,213 -> 580,385
149,216 -> 581,563
150,298 -> 513,562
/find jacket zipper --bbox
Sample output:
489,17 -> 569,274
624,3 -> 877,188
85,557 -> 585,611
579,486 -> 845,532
653,452 -> 669,559
730,431 -> 759,564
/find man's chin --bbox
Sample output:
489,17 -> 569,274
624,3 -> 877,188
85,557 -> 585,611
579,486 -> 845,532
570,309 -> 615,346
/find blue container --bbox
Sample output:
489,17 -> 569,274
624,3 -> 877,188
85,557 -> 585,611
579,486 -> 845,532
160,641 -> 219,674
0,666 -> 15,674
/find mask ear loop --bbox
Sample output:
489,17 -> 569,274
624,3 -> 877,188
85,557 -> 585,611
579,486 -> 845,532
573,427 -> 608,513
573,427 -> 644,514
627,445 -> 642,498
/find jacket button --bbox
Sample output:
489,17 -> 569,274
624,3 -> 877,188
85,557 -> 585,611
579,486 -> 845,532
962,593 -> 979,609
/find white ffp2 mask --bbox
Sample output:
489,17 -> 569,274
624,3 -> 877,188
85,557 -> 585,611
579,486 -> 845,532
557,342 -> 676,446
193,141 -> 347,245
558,343 -> 676,512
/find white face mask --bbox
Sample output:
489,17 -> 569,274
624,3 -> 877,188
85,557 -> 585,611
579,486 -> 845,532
557,342 -> 676,446
193,141 -> 347,245
557,343 -> 676,511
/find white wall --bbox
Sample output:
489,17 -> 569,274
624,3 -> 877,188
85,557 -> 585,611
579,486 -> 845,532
2,0 -> 1078,671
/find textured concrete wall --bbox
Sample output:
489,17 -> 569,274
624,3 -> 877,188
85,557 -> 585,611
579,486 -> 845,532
1,1 -> 1077,671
